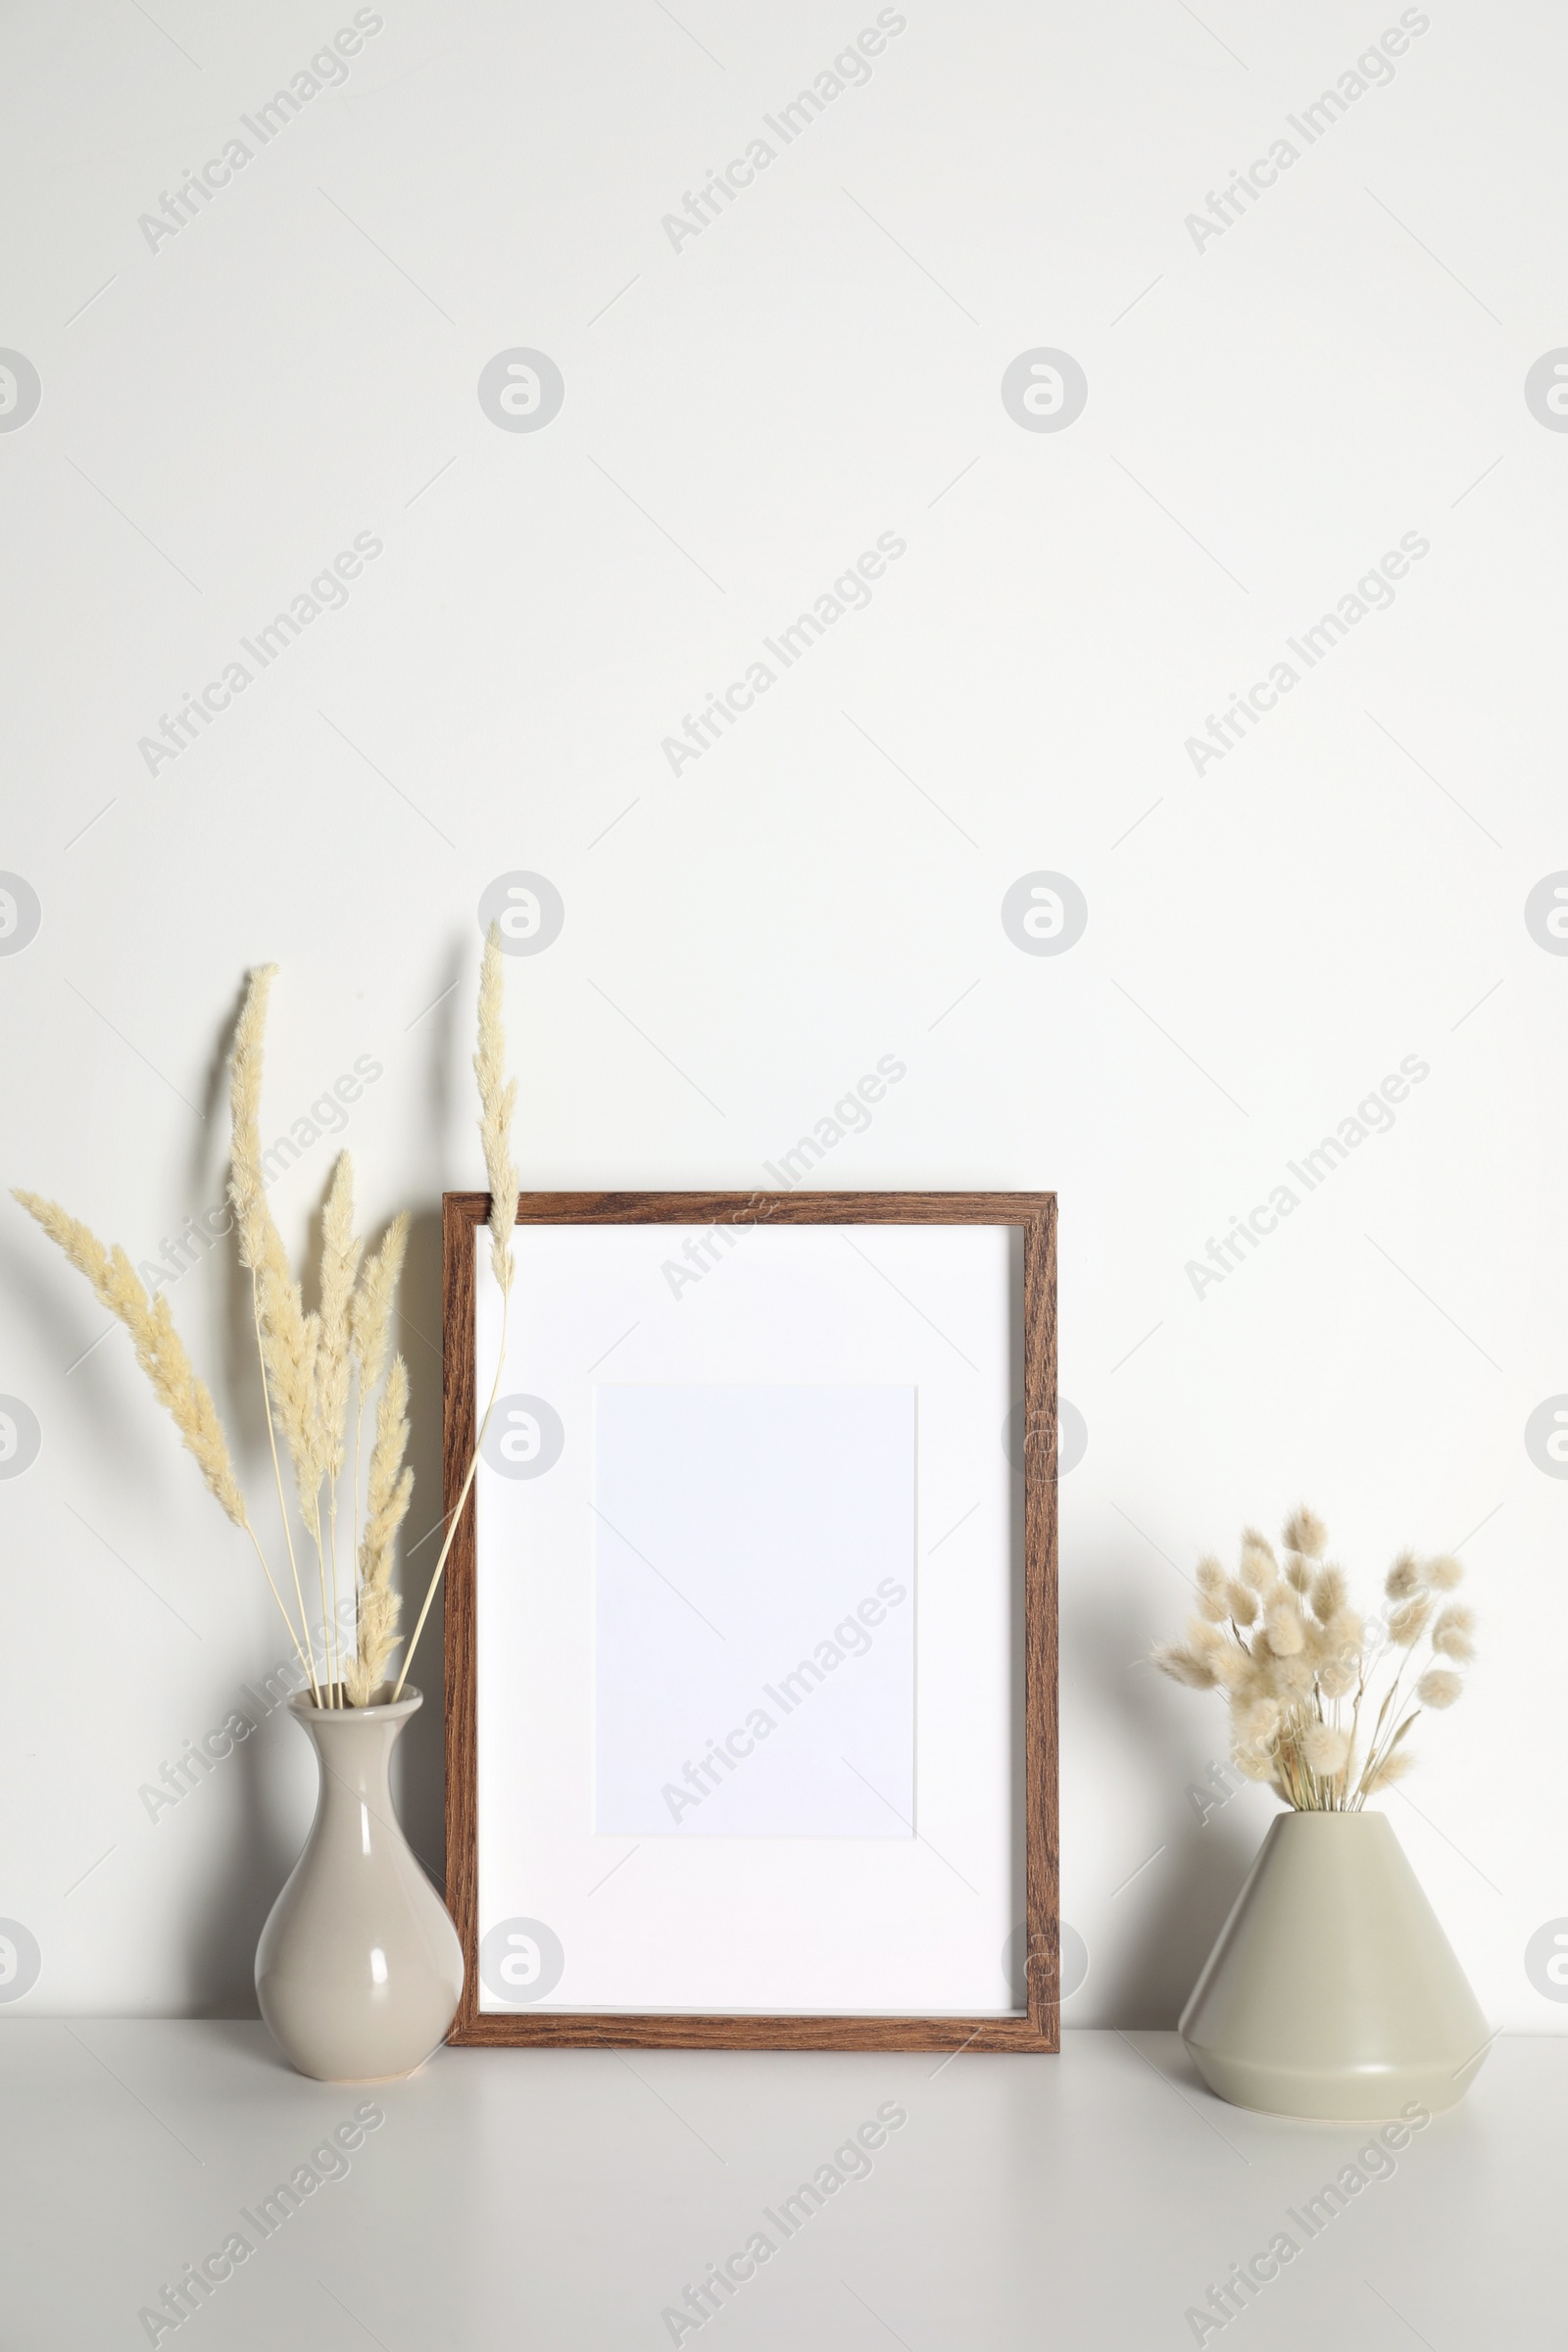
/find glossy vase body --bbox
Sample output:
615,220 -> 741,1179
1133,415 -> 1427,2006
1180,1810 -> 1489,2119
256,1689 -> 464,2082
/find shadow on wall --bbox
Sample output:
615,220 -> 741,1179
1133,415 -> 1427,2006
389,1204 -> 448,1889
1065,1568 -> 1267,2029
185,1712 -> 299,2018
382,936 -> 469,1889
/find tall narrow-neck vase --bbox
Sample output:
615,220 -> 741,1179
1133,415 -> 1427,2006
256,1688 -> 464,2082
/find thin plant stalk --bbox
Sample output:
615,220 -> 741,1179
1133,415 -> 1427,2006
393,923 -> 516,1702
326,1511 -> 339,1706
252,1291 -> 322,1707
391,1291 -> 508,1702
241,1518 -> 314,1683
352,1402 -> 364,1659
316,1156 -> 361,1706
313,1524 -> 333,1705
326,1491 -> 341,1706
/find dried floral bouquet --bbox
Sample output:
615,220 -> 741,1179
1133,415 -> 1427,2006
15,930 -> 518,1708
1154,1508 -> 1476,1808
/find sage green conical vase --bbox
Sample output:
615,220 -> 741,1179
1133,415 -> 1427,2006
1180,1810 -> 1489,2120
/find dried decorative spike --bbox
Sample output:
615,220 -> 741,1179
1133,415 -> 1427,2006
348,1355 -> 413,1705
351,1213 -> 410,1398
12,1195 -> 244,1524
316,1153 -> 363,1483
474,923 -> 517,1296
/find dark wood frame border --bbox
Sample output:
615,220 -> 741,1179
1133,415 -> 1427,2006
443,1190 -> 1057,2051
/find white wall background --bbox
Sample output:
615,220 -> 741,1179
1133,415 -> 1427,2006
1,0 -> 1564,2034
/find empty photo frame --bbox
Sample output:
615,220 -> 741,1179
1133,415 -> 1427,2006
443,1191 -> 1058,2050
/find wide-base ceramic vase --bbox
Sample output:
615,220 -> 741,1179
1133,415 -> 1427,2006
1180,1810 -> 1489,2120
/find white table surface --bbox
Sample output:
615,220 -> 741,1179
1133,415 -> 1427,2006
0,2024 -> 1556,2349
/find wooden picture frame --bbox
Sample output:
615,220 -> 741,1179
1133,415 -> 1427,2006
443,1190 -> 1058,2051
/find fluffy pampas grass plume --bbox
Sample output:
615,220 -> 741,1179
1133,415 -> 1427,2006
13,1195 -> 243,1521
15,941 -> 535,1720
230,966 -> 326,1540
346,1354 -> 412,1705
12,1189 -> 313,1682
316,1153 -> 363,1487
351,1213 -> 410,1403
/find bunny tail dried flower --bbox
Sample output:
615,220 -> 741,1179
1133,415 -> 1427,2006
1158,1504 -> 1478,1812
1232,1696 -> 1280,1747
1388,1594 -> 1433,1647
1322,1604 -> 1364,1656
1283,1507 -> 1327,1561
1269,1651 -> 1316,1703
1194,1556 -> 1229,1623
347,1354 -> 412,1706
1153,1642 -> 1218,1690
474,922 -> 517,1298
1318,1655 -> 1359,1700
1210,1644 -> 1251,1690
1425,1553 -> 1464,1591
1430,1603 -> 1476,1663
1263,1598 -> 1305,1656
1238,1529 -> 1278,1590
1310,1565 -> 1348,1622
1224,1578 -> 1258,1627
1385,1551 -> 1424,1601
1301,1722 -> 1349,1777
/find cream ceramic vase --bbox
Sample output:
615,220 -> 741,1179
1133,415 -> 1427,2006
1180,1810 -> 1489,2120
256,1688 -> 464,2082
